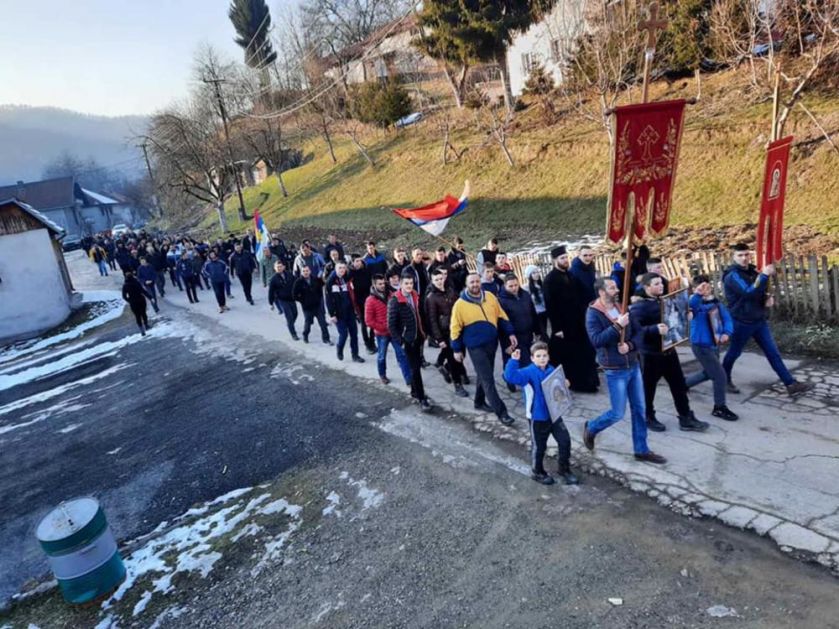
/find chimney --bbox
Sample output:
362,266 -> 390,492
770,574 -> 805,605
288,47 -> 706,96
16,180 -> 25,200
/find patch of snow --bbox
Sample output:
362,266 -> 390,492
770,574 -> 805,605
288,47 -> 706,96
322,492 -> 342,518
0,399 -> 90,436
107,447 -> 122,455
148,606 -> 186,629
337,473 -> 384,511
58,423 -> 82,434
269,362 -> 314,385
312,596 -> 346,623
93,617 -> 116,629
232,522 -> 263,542
132,590 -> 153,616
707,605 -> 739,618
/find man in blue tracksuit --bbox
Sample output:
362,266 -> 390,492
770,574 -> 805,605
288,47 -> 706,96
582,277 -> 666,464
325,261 -> 365,363
203,251 -> 230,312
685,274 -> 738,420
504,342 -> 578,486
137,257 -> 160,313
722,244 -> 812,396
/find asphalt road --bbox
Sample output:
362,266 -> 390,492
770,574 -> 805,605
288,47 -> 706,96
1,259 -> 837,628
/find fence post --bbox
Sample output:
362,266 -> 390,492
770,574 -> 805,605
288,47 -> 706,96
807,256 -> 820,316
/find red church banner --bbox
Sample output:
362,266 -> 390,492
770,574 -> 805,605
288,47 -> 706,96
756,136 -> 793,267
606,99 -> 687,244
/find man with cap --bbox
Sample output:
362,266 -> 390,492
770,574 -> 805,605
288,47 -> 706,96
543,245 -> 599,393
722,244 -> 812,396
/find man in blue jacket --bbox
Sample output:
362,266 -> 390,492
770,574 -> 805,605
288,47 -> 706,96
685,274 -> 738,420
137,257 -> 160,313
722,244 -> 812,396
504,342 -> 578,485
582,277 -> 666,464
203,251 -> 230,313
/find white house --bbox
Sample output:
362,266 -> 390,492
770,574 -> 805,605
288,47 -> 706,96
506,0 -> 587,97
0,198 -> 74,343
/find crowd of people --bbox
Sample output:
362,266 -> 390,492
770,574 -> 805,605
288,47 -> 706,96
82,228 -> 812,487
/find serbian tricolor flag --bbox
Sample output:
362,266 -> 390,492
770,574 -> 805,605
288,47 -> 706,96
606,100 -> 686,244
757,136 -> 793,267
391,181 -> 469,237
253,209 -> 272,263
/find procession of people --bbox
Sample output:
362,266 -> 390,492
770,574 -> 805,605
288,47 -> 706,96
84,227 -> 812,487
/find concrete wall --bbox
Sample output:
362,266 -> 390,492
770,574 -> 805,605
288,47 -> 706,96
0,228 -> 71,342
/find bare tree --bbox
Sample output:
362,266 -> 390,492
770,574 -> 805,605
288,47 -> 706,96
481,102 -> 516,167
435,107 -> 467,165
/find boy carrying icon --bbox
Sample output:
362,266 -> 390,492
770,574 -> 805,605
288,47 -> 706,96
504,341 -> 579,486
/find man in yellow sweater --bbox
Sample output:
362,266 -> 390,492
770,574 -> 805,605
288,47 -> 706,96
452,273 -> 517,426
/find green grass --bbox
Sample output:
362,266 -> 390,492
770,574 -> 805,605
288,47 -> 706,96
202,69 -> 839,255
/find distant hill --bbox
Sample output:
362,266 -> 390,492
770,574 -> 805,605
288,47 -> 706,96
0,105 -> 149,185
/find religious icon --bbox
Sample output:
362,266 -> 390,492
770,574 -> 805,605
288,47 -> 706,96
541,365 -> 574,421
768,164 -> 782,199
661,288 -> 690,351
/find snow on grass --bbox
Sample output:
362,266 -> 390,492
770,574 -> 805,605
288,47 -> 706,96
322,492 -> 342,518
337,472 -> 384,513
148,606 -> 186,629
101,486 -> 302,619
0,294 -> 124,362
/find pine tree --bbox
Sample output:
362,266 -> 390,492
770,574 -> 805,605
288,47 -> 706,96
228,0 -> 277,70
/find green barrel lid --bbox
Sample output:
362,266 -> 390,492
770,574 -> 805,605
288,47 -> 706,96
36,497 -> 108,555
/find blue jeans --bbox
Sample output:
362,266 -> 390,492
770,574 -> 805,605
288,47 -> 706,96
376,335 -> 412,383
335,315 -> 359,357
274,299 -> 298,337
686,345 -> 727,406
587,364 -> 649,455
97,260 -> 108,276
723,319 -> 793,386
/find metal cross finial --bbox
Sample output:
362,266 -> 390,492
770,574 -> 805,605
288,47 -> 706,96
639,2 -> 668,51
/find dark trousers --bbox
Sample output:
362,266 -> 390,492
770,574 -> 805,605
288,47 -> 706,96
723,319 -> 794,386
468,341 -> 507,416
211,281 -> 226,307
438,345 -> 465,384
155,272 -> 166,297
336,314 -> 359,357
303,305 -> 330,342
144,282 -> 160,313
108,257 -> 117,271
184,278 -> 199,303
128,300 -> 148,329
530,419 -> 571,475
360,320 -> 376,350
238,272 -> 254,303
686,345 -> 727,406
403,338 -> 426,401
641,351 -> 691,419
275,299 -> 298,336
225,275 -> 232,297
169,268 -> 182,289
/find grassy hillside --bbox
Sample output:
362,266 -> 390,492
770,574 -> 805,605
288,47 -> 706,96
207,70 -> 839,256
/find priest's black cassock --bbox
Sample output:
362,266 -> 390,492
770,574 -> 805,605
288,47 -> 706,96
544,265 -> 599,393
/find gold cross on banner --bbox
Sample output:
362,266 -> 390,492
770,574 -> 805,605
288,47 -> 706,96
639,2 -> 668,51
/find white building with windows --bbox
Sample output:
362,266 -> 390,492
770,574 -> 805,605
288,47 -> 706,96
506,1 -> 587,97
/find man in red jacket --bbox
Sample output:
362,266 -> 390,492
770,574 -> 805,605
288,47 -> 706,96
365,274 -> 412,386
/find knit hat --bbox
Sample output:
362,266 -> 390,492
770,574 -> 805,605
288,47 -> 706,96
524,264 -> 540,280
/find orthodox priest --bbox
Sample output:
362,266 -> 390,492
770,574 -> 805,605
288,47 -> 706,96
544,245 -> 599,392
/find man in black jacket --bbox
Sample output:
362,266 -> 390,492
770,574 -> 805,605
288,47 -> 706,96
426,268 -> 468,397
323,234 -> 345,261
268,260 -> 299,340
229,243 -> 257,305
351,256 -> 376,354
630,273 -> 708,432
389,272 -> 432,411
446,237 -> 469,292
498,274 -> 541,368
293,265 -> 332,344
326,261 -> 364,363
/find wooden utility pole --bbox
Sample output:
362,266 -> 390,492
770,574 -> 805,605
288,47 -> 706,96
619,1 -> 668,334
203,75 -> 249,223
139,141 -> 162,218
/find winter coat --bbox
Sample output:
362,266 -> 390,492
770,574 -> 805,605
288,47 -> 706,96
229,251 -> 257,277
503,359 -> 556,421
89,247 -> 107,263
610,262 -> 626,294
176,259 -> 195,281
293,276 -> 325,310
476,248 -> 498,268
190,255 -> 205,277
569,257 -> 597,306
404,262 -> 430,298
350,266 -> 372,307
293,252 -> 326,278
362,252 -> 388,277
325,272 -> 356,319
137,264 -> 157,287
268,269 -> 295,303
723,263 -> 769,323
689,294 -> 734,348
628,297 -> 666,356
122,277 -> 149,305
498,288 -> 541,339
450,289 -> 514,353
202,259 -> 229,284
388,289 -> 424,345
446,250 -> 469,290
424,285 -> 458,343
150,250 -> 168,273
481,278 -> 502,296
259,251 -> 279,286
364,289 -> 390,337
585,301 -> 640,370
323,241 -> 345,261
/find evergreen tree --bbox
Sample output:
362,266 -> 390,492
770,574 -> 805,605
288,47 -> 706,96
228,0 -> 278,70
350,81 -> 413,129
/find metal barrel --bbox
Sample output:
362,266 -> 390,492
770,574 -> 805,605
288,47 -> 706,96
35,497 -> 126,604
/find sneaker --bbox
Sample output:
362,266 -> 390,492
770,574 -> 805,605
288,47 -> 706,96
634,452 -> 667,464
454,384 -> 469,398
582,421 -> 595,451
531,472 -> 556,486
420,398 -> 433,412
380,376 -> 390,385
291,334 -> 300,341
498,411 -> 514,426
218,307 -> 225,314
352,355 -> 365,364
337,351 -> 344,361
474,402 -> 495,413
786,381 -> 813,396
726,381 -> 741,394
646,416 -> 667,432
437,365 -> 452,384
324,339 -> 334,346
712,405 -> 739,421
678,411 -> 709,432
249,300 -> 255,305
558,468 -> 579,485
302,335 -> 309,343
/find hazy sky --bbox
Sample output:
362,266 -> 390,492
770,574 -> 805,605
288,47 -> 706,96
0,0 -> 277,117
